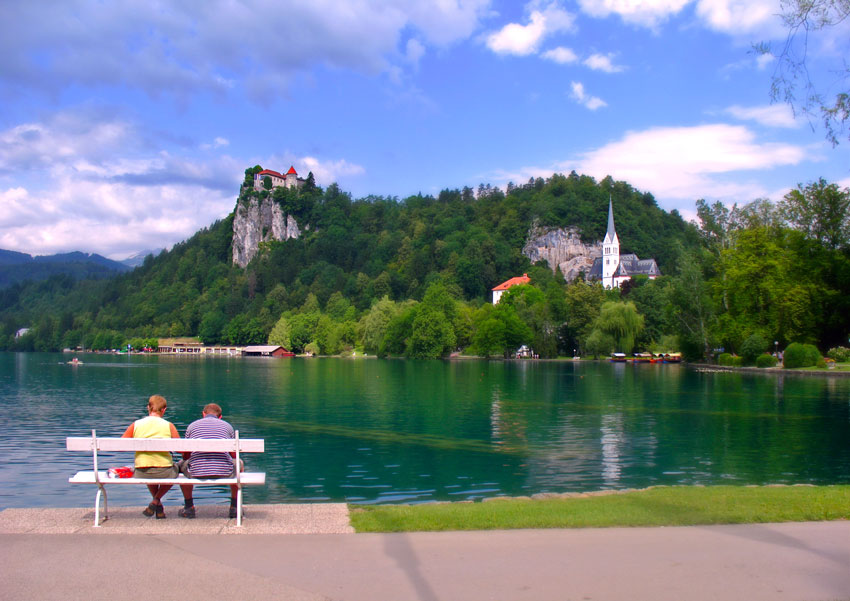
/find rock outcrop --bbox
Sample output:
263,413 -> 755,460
522,225 -> 601,282
232,196 -> 302,268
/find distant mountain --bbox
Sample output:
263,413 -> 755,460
120,248 -> 165,268
0,249 -> 130,288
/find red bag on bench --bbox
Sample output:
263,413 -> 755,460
107,466 -> 135,478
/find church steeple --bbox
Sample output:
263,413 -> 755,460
605,196 -> 616,242
602,196 -> 620,288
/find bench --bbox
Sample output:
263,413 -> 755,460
66,430 -> 265,527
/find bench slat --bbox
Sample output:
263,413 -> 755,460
69,471 -> 266,485
66,437 -> 264,453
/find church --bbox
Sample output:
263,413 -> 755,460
588,199 -> 660,288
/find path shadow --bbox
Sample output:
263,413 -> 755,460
383,533 -> 440,601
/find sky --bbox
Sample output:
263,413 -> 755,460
0,0 -> 848,260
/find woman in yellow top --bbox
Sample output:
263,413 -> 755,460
122,394 -> 180,519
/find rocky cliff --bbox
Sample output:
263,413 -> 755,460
232,196 -> 302,268
522,225 -> 601,282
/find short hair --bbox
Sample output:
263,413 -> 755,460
148,395 -> 167,413
203,403 -> 222,417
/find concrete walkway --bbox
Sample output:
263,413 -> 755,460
0,503 -> 354,534
0,507 -> 848,601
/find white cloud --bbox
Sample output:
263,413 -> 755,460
541,46 -> 579,64
577,0 -> 781,34
298,156 -> 366,183
406,39 -> 426,66
0,111 -> 134,176
584,53 -> 625,73
695,0 -> 780,35
0,109 -> 363,258
486,2 -> 576,56
756,53 -> 774,70
574,124 -> 806,203
201,137 -> 230,150
0,0 -> 492,102
570,81 -> 607,110
577,0 -> 691,28
725,104 -> 798,128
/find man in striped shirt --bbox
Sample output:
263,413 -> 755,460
177,403 -> 242,519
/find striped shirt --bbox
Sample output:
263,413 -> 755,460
185,415 -> 235,477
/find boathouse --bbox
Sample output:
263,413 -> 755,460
242,345 -> 295,357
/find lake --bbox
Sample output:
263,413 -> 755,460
1,352 -> 849,509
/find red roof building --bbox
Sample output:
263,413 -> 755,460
492,273 -> 531,304
253,166 -> 305,191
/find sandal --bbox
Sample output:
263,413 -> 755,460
155,504 -> 166,519
142,502 -> 157,517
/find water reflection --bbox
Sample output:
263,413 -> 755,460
0,353 -> 849,509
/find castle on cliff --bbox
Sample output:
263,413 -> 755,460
253,166 -> 305,191
588,199 -> 660,288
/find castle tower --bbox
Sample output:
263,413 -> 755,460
601,197 -> 619,289
285,166 -> 298,189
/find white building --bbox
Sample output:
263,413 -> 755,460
589,198 -> 660,289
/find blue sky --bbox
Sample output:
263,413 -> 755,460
1,0 -> 847,259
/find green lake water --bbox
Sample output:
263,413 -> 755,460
1,352 -> 849,509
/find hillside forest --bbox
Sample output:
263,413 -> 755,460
2,169 -> 849,363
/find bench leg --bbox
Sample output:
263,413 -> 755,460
94,484 -> 109,527
236,486 -> 243,526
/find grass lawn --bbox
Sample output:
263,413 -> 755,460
349,485 -> 850,533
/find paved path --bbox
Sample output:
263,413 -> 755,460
0,507 -> 848,601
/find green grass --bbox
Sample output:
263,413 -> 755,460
349,485 -> 850,533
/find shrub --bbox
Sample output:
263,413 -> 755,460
783,342 -> 823,369
756,353 -> 778,368
827,346 -> 850,363
717,353 -> 742,367
740,334 -> 768,366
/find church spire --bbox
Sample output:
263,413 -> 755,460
606,196 -> 616,240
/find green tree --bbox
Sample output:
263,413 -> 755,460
360,296 -> 397,354
740,333 -> 769,366
268,314 -> 291,348
779,178 -> 850,249
589,301 -> 645,354
470,316 -> 506,358
379,301 -> 418,357
199,310 -> 227,344
584,329 -> 616,358
668,253 -> 715,361
408,306 -> 455,358
561,280 -> 605,355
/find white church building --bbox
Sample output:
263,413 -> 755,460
588,199 -> 660,288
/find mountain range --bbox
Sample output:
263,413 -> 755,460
0,249 -> 132,288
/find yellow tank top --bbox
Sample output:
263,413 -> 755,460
133,415 -> 174,468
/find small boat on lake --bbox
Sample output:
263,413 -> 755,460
632,352 -> 655,363
610,353 -> 627,362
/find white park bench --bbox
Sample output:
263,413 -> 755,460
66,430 -> 265,527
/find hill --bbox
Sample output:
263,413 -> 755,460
0,171 -> 699,354
0,249 -> 130,288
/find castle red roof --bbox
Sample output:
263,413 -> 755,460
257,169 -> 283,178
286,166 -> 298,175
492,274 -> 531,291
